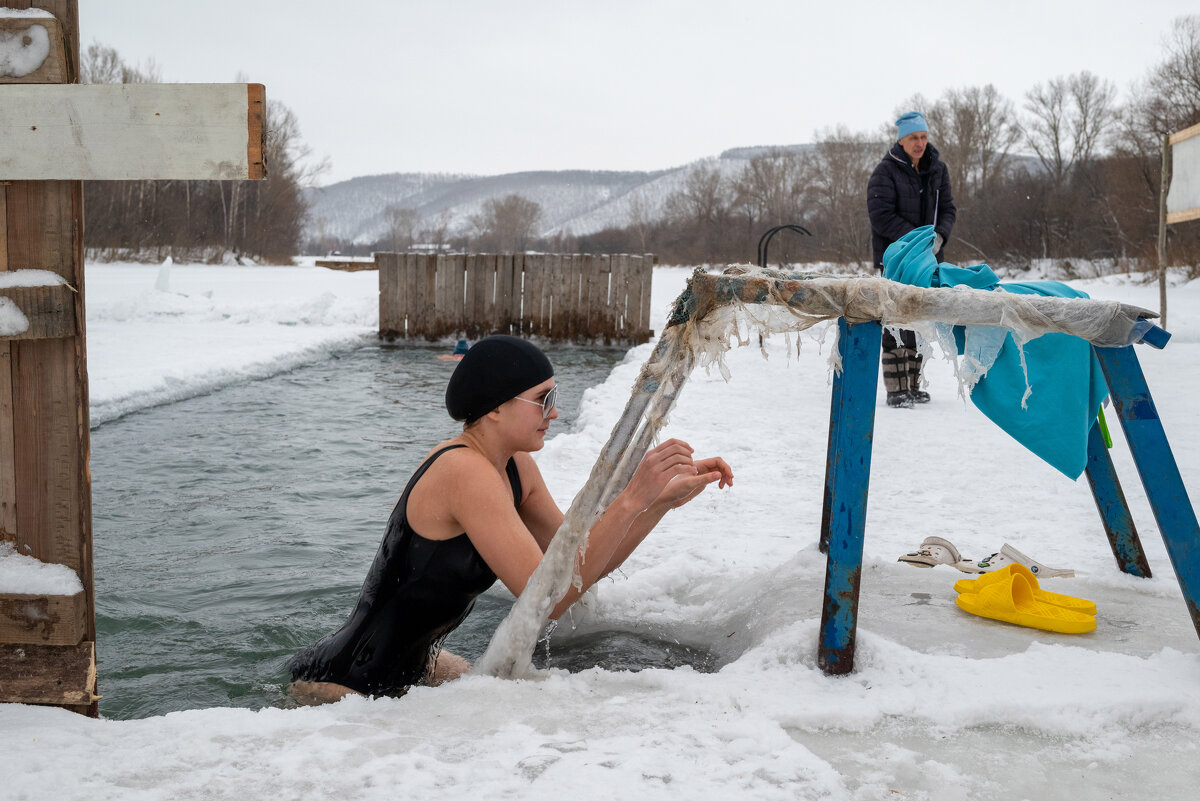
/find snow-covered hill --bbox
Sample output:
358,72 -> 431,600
304,145 -> 814,246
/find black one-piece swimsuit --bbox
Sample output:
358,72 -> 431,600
288,445 -> 521,695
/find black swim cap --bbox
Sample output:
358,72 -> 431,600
445,335 -> 554,423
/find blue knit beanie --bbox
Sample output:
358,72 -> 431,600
896,111 -> 928,140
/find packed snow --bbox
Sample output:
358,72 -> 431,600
0,542 -> 83,596
4,258 -> 1200,800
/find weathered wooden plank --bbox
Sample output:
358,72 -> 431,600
455,254 -> 469,338
611,253 -> 629,339
314,259 -> 376,272
374,253 -> 394,336
0,591 -> 85,645
0,83 -> 267,180
564,254 -> 583,342
496,253 -> 515,334
636,254 -> 654,341
11,337 -> 80,572
404,253 -> 421,338
0,283 -> 77,339
0,641 -> 98,705
523,254 -> 543,337
481,254 -> 497,335
0,340 -> 13,545
0,184 -> 12,544
0,183 -> 6,266
432,253 -> 450,338
421,253 -> 438,341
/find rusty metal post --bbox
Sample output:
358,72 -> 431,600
1083,421 -> 1152,578
818,318 -> 881,675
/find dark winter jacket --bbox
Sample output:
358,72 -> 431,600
867,142 -> 956,270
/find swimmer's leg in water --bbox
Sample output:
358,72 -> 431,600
429,649 -> 470,685
287,649 -> 471,704
288,680 -> 363,705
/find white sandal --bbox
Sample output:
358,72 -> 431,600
949,543 -> 1075,577
898,536 -> 962,568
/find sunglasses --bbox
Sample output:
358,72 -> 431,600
512,385 -> 558,419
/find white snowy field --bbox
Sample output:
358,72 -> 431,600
4,259 -> 1200,800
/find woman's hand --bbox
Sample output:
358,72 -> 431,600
625,439 -> 733,512
656,454 -> 733,509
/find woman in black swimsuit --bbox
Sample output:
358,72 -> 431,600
289,335 -> 732,703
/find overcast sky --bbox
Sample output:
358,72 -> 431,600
81,0 -> 1196,187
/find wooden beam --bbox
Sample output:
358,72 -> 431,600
0,640 -> 97,704
0,184 -> 13,544
0,282 -> 76,339
0,591 -> 85,645
0,15 -> 68,83
315,259 -> 376,272
0,83 -> 268,180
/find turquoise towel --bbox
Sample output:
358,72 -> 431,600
882,227 -> 1107,479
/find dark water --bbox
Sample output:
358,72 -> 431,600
91,342 -> 711,720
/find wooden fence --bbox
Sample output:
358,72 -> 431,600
378,253 -> 655,345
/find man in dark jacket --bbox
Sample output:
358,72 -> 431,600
867,110 -> 956,407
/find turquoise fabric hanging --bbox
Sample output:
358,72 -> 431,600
882,226 -> 1107,479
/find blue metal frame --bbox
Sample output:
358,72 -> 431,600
1093,343 -> 1200,638
818,318 -> 881,674
817,317 -> 1200,675
1084,420 -> 1152,577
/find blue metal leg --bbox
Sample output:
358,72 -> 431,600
1084,421 -> 1152,578
1094,345 -> 1200,638
819,318 -> 882,675
819,352 -> 846,554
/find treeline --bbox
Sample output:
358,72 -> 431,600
80,45 -> 317,264
568,18 -> 1200,270
348,16 -> 1200,272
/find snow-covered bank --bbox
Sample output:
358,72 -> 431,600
85,262 -> 378,425
4,260 -> 1199,800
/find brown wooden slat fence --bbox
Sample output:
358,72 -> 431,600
378,253 -> 654,345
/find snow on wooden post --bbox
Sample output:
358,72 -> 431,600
0,0 -> 266,716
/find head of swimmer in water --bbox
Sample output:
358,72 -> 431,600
444,335 -> 555,426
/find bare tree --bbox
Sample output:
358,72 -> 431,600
1025,71 -> 1117,185
385,206 -> 420,252
810,127 -> 877,265
472,194 -> 542,251
732,149 -> 807,242
625,190 -> 656,253
919,85 -> 1021,200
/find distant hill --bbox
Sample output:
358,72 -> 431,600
303,145 -> 816,246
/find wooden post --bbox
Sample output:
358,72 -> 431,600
1158,133 -> 1171,331
637,254 -> 654,342
818,318 -> 881,675
1,0 -> 266,714
404,253 -> 422,337
375,252 -> 403,338
1,0 -> 94,716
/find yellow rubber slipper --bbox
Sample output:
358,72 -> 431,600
954,563 -> 1097,616
954,571 -> 1096,634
